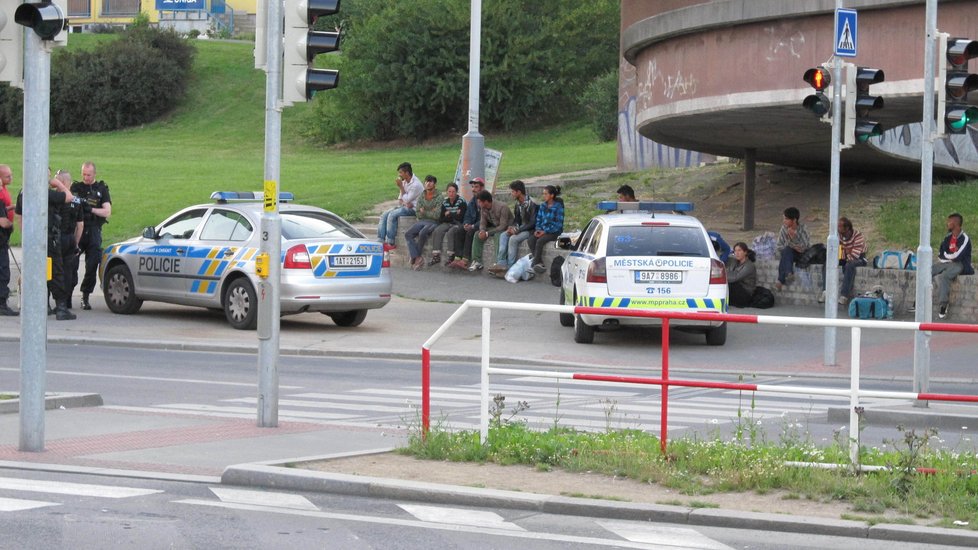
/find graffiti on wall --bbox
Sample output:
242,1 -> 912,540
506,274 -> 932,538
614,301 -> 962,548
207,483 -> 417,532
874,123 -> 978,175
763,27 -> 806,62
619,58 -> 711,171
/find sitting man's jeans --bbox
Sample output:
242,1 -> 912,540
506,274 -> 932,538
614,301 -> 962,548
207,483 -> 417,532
778,247 -> 799,284
933,261 -> 965,306
377,206 -> 415,245
821,256 -> 867,298
496,231 -> 531,267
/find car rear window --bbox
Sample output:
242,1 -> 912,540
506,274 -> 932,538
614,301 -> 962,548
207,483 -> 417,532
607,225 -> 711,257
282,211 -> 364,240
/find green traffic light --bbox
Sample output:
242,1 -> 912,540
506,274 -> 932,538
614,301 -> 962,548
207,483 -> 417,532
947,106 -> 978,133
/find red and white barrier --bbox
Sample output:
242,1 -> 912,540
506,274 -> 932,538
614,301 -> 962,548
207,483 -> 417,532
421,300 -> 978,466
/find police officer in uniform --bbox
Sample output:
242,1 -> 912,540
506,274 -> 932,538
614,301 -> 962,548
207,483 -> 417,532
70,161 -> 111,310
56,171 -> 84,308
14,172 -> 76,320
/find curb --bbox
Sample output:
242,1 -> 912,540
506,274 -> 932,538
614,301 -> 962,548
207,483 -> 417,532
220,455 -> 978,546
0,392 -> 103,415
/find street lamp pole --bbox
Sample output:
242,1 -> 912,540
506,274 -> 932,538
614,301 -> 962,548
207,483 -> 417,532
459,0 -> 484,198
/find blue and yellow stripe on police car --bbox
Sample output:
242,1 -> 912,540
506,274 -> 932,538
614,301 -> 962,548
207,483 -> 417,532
576,296 -> 727,311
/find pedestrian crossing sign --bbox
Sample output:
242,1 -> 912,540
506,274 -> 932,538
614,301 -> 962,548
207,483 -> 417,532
835,9 -> 857,57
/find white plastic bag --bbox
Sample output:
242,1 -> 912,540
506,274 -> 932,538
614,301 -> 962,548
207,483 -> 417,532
505,254 -> 534,283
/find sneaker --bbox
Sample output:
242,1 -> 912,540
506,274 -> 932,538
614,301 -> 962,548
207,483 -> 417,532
411,257 -> 424,271
532,263 -> 546,274
468,261 -> 483,272
449,259 -> 468,270
908,303 -> 916,313
427,254 -> 441,266
817,290 -> 825,304
939,304 -> 948,319
383,242 -> 396,252
774,282 -> 783,291
444,254 -> 456,266
838,295 -> 847,305
488,264 -> 508,274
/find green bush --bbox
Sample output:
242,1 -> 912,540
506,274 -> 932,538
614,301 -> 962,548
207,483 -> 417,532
2,27 -> 195,136
579,70 -> 619,142
307,0 -> 619,144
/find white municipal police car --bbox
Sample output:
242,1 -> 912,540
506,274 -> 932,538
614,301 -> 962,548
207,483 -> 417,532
558,201 -> 728,345
99,192 -> 392,330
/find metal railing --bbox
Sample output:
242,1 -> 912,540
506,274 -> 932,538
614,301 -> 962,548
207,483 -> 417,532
421,300 -> 978,466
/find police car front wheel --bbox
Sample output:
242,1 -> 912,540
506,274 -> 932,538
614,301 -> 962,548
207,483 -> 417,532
104,264 -> 142,315
224,278 -> 258,330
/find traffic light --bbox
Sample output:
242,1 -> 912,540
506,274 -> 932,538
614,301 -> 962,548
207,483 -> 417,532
938,35 -> 978,135
0,1 -> 24,87
802,66 -> 831,118
14,1 -> 67,41
283,0 -> 340,104
845,65 -> 884,145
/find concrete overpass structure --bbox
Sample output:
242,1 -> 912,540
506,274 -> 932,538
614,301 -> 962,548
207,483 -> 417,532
619,0 -> 978,177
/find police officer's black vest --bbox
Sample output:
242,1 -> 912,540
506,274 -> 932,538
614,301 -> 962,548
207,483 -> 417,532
71,181 -> 109,229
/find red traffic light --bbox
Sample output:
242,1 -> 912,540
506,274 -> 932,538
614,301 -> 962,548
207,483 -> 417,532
803,67 -> 830,91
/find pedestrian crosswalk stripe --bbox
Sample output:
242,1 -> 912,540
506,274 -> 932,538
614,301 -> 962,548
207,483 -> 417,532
210,487 -> 318,511
0,477 -> 162,498
0,496 -> 59,512
596,519 -> 734,549
157,404 -> 359,420
398,504 -> 525,531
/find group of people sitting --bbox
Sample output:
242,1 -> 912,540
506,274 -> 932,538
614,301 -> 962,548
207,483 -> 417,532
726,206 -> 973,318
376,162 -> 565,277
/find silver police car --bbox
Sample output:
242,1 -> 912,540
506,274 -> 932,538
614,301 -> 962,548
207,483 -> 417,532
99,192 -> 392,329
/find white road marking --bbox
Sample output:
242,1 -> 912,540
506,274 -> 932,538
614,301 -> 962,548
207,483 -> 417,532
174,498 -> 663,548
0,477 -> 162,498
597,520 -> 734,549
156,404 -> 358,420
398,503 -> 524,531
0,496 -> 60,512
0,367 -> 302,389
210,488 -> 318,511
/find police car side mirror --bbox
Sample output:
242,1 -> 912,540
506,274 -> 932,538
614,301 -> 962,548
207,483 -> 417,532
143,226 -> 160,240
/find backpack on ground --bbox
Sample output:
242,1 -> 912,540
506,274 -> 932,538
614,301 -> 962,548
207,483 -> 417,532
873,249 -> 915,270
848,296 -> 889,319
549,255 -> 565,287
750,286 -> 775,309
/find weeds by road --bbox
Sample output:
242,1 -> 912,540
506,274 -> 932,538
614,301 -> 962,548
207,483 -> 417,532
402,395 -> 978,530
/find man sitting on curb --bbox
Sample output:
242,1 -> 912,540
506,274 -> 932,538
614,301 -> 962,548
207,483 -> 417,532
469,190 -> 513,272
933,212 -> 973,319
489,180 -> 536,277
819,216 -> 866,305
448,178 -> 485,270
377,162 -> 423,251
775,206 -> 811,291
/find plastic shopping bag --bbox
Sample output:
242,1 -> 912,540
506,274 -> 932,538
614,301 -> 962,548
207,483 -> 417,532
505,254 -> 534,283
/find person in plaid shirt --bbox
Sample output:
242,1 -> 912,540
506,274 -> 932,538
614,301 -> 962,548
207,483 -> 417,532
528,185 -> 564,274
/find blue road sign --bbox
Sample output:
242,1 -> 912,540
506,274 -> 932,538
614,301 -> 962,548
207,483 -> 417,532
835,9 -> 857,57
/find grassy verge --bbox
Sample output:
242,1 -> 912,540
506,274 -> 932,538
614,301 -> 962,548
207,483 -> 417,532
877,180 -> 978,249
404,401 -> 978,528
0,36 -> 614,245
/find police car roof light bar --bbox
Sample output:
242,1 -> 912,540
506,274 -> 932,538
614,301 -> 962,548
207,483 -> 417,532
211,191 -> 296,203
597,201 -> 694,213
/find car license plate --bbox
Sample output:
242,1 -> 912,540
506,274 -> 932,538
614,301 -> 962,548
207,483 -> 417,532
635,270 -> 682,284
330,255 -> 367,267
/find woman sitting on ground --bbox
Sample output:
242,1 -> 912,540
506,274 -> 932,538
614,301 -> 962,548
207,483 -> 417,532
726,241 -> 757,308
528,185 -> 564,273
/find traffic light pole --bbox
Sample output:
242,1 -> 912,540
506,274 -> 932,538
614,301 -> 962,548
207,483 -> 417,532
19,30 -> 51,452
913,0 -> 938,406
823,55 -> 843,366
256,0 -> 283,428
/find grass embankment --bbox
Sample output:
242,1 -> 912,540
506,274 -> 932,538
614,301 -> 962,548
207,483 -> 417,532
409,411 -> 978,529
0,35 -> 615,244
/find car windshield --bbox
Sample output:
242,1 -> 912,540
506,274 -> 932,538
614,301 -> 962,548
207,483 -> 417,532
281,211 -> 364,240
607,225 -> 711,257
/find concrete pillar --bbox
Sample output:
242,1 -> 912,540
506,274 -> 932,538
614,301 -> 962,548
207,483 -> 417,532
742,148 -> 756,231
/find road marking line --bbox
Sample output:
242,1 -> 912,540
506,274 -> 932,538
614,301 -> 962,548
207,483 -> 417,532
210,488 -> 318,511
173,499 -> 658,548
0,477 -> 162,498
398,504 -> 525,531
0,496 -> 60,512
597,519 -> 734,549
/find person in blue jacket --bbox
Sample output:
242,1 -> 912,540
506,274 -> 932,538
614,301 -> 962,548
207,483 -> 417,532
709,231 -> 731,263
